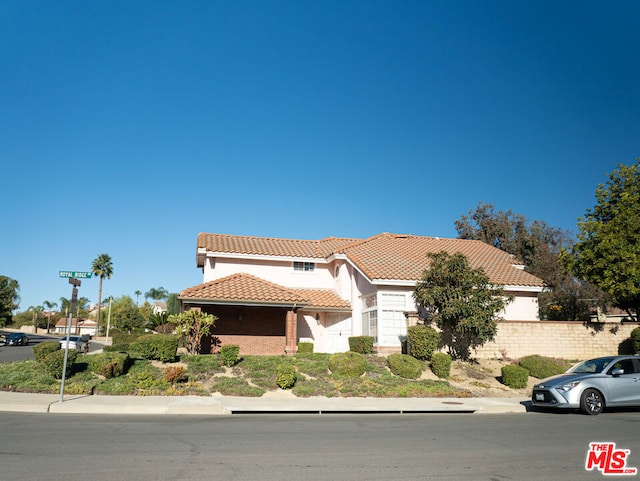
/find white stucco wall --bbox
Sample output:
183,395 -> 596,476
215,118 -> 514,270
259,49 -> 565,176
204,256 -> 335,289
502,290 -> 540,321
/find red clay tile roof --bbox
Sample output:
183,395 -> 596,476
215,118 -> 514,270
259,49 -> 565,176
196,232 -> 545,288
180,273 -> 351,309
180,273 -> 307,305
197,233 -> 358,258
337,233 -> 545,287
295,289 -> 351,310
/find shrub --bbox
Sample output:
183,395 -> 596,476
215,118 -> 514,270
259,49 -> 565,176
221,344 -> 240,367
103,344 -> 131,353
275,364 -> 297,389
155,323 -> 175,334
298,342 -> 314,354
430,352 -> 452,379
89,352 -> 129,378
134,334 -> 179,362
112,332 -> 143,345
328,351 -> 366,377
407,325 -> 439,361
348,336 -> 374,355
501,364 -> 529,389
387,353 -> 423,379
164,365 -> 187,384
631,327 -> 640,354
43,349 -> 77,379
33,340 -> 61,362
518,355 -> 568,379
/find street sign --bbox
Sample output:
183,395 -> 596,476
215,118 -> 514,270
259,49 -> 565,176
59,271 -> 93,279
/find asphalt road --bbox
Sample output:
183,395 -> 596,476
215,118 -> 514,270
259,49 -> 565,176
1,411 -> 639,481
0,331 -> 101,363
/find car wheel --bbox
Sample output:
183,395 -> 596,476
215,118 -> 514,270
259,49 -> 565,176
581,388 -> 604,415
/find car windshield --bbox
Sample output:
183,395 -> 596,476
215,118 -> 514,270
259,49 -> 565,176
568,357 -> 617,374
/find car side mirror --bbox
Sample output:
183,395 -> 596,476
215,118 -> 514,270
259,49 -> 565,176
611,368 -> 624,377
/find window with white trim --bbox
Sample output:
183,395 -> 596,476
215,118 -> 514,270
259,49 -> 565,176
362,309 -> 378,341
293,261 -> 315,272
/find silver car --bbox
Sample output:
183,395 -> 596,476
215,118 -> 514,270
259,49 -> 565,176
532,355 -> 640,415
59,335 -> 90,354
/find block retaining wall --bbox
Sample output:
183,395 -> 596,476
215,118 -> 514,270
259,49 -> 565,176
474,320 -> 638,360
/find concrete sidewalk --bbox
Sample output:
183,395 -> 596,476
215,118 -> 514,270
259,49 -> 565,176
0,391 -> 529,415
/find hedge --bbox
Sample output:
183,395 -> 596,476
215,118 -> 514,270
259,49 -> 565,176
518,355 -> 569,379
33,340 -> 61,362
43,349 -> 77,379
298,342 -> 314,354
328,351 -> 367,377
134,334 -> 179,362
221,344 -> 240,367
387,353 -> 423,379
89,352 -> 130,378
348,336 -> 374,355
631,327 -> 640,354
407,325 -> 439,361
430,352 -> 452,379
275,364 -> 297,389
501,364 -> 529,389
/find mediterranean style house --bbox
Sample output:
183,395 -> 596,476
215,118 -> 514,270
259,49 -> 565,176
179,232 -> 546,356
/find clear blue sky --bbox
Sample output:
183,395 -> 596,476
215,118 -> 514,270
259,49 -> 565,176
1,0 -> 638,312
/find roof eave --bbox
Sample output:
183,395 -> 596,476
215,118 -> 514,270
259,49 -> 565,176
179,297 -> 309,309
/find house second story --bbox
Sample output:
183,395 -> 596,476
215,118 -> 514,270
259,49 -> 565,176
195,231 -> 546,322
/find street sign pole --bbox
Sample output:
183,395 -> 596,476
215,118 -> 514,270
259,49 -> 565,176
60,277 -> 81,403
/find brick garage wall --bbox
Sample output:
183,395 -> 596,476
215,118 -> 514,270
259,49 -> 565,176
200,305 -> 287,355
215,334 -> 286,356
474,320 -> 638,360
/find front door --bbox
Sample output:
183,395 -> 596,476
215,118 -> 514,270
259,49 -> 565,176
325,313 -> 351,353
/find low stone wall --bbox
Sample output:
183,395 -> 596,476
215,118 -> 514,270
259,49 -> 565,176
474,320 -> 638,360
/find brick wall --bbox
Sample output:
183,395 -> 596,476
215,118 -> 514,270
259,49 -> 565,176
215,334 -> 286,356
201,304 -> 287,355
474,320 -> 638,360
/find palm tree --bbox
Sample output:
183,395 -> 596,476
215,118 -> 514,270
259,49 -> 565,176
28,305 -> 43,333
42,300 -> 58,333
134,290 -> 142,306
145,287 -> 169,301
59,297 -> 70,316
91,253 -> 113,336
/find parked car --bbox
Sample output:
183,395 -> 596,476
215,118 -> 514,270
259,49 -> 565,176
5,332 -> 29,346
532,355 -> 640,415
59,335 -> 90,354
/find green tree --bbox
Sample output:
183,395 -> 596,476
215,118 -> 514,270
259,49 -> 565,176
108,296 -> 145,333
564,161 -> 640,320
91,253 -> 113,335
166,293 -> 179,315
134,290 -> 142,306
145,287 -> 169,301
456,202 -> 606,320
413,251 -> 511,360
0,276 -> 20,327
169,309 -> 217,355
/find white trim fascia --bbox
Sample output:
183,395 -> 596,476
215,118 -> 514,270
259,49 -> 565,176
205,251 -> 328,264
180,298 -> 308,308
369,279 -> 545,293
503,285 -> 545,293
370,279 -> 416,287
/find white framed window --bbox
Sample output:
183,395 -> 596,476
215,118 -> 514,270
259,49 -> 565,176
381,293 -> 405,308
293,261 -> 315,272
361,309 -> 378,341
